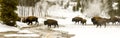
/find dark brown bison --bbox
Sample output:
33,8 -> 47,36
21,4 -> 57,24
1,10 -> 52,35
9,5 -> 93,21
22,16 -> 39,25
72,17 -> 83,24
44,19 -> 59,28
81,19 -> 87,25
91,16 -> 108,27
95,18 -> 107,27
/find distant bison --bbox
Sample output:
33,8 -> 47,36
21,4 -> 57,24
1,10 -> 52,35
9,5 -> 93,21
44,19 -> 59,28
91,16 -> 108,27
22,16 -> 39,25
72,17 -> 83,24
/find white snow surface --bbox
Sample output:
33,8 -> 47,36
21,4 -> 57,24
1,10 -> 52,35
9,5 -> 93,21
4,34 -> 39,37
53,26 -> 120,38
16,21 -> 29,28
0,23 -> 19,32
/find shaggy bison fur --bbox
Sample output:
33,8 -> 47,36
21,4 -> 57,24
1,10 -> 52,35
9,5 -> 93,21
22,16 -> 38,25
44,19 -> 59,28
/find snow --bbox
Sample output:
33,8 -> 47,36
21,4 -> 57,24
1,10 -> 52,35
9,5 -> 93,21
4,34 -> 39,37
0,22 -> 40,37
0,23 -> 19,32
53,23 -> 120,38
18,29 -> 34,34
16,21 -> 29,28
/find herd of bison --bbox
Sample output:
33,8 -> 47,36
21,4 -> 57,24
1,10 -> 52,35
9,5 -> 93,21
17,16 -> 120,28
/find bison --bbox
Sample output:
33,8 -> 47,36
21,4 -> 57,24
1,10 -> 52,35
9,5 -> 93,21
44,19 -> 59,28
95,18 -> 107,27
22,16 -> 39,25
72,17 -> 83,24
91,16 -> 108,27
91,16 -> 102,25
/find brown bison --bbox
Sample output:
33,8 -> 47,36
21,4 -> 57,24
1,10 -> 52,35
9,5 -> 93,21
44,19 -> 59,28
91,16 -> 108,27
22,16 -> 39,25
95,18 -> 107,27
72,17 -> 83,24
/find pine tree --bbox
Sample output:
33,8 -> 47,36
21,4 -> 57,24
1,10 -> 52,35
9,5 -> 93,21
0,0 -> 19,26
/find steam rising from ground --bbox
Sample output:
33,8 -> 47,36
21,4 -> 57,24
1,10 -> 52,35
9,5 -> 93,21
83,0 -> 110,18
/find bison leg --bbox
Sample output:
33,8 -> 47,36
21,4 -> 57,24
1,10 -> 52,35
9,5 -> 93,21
96,24 -> 101,28
75,22 -> 77,24
29,21 -> 33,25
35,20 -> 39,24
96,25 -> 99,28
48,25 -> 51,28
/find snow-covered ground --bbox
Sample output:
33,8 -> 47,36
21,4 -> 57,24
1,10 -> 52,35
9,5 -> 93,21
0,23 -> 19,32
2,0 -> 120,38
53,24 -> 120,38
0,17 -> 120,38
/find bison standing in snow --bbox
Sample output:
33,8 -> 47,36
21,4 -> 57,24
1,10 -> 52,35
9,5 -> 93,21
44,19 -> 59,28
22,16 -> 39,25
91,16 -> 108,27
91,16 -> 102,25
72,17 -> 83,24
95,18 -> 107,27
72,17 -> 87,25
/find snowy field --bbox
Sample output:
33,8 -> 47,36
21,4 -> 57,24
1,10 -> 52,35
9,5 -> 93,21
51,18 -> 120,38
53,24 -> 120,38
0,18 -> 120,38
